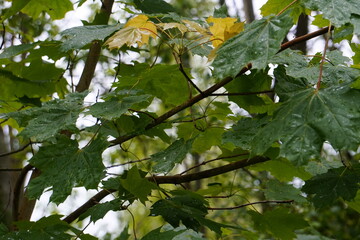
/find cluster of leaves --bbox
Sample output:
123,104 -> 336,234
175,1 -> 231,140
1,0 -> 360,239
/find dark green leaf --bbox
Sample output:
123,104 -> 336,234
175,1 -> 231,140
224,69 -> 272,112
88,91 -> 151,120
7,92 -> 86,142
60,25 -> 121,52
141,227 -> 186,240
79,198 -> 123,223
151,138 -> 193,173
212,13 -> 293,79
134,0 -> 176,14
27,137 -> 109,203
251,84 -> 360,165
5,215 -> 75,240
150,190 -> 208,231
250,208 -> 308,240
302,165 -> 360,208
303,0 -> 360,27
222,116 -> 270,151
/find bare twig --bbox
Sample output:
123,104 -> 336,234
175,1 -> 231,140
209,90 -> 273,96
180,153 -> 249,175
0,143 -> 30,158
208,200 -> 294,210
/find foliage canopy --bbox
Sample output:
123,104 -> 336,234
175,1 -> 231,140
1,0 -> 360,239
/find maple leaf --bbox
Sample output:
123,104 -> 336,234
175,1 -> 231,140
206,16 -> 244,47
105,15 -> 157,50
158,22 -> 188,35
182,20 -> 209,36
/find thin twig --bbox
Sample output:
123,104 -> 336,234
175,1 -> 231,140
208,200 -> 294,210
0,168 -> 23,172
0,22 -> 6,50
179,62 -> 203,94
0,143 -> 31,158
180,153 -> 249,175
209,90 -> 273,96
316,25 -> 332,90
106,158 -> 151,168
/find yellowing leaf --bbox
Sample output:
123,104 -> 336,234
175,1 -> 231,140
125,15 -> 157,45
182,20 -> 209,35
105,27 -> 142,50
105,15 -> 157,50
207,17 -> 244,47
157,22 -> 188,35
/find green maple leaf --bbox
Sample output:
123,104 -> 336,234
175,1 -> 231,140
141,227 -> 186,240
151,138 -> 194,173
250,208 -> 308,240
150,190 -> 229,235
250,66 -> 360,165
114,64 -> 191,106
260,0 -> 305,21
303,0 -> 360,27
264,179 -> 306,203
88,90 -> 151,120
120,166 -> 157,204
60,25 -> 120,52
7,92 -> 86,142
302,165 -> 360,208
27,136 -> 109,203
79,198 -> 123,223
212,13 -> 293,79
21,0 -> 73,20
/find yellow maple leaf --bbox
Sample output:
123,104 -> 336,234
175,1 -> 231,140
182,20 -> 209,36
157,22 -> 188,35
105,15 -> 157,50
206,17 -> 244,47
105,27 -> 142,50
125,15 -> 157,46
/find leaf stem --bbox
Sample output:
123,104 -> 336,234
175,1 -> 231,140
277,0 -> 298,16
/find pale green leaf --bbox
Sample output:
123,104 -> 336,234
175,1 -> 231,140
1,0 -> 31,20
21,0 -> 73,20
120,166 -> 157,204
27,137 -> 109,203
264,179 -> 307,203
260,0 -> 305,21
114,64 -> 190,106
212,13 -> 293,79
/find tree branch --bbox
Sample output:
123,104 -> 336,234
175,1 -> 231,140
208,200 -> 294,210
75,0 -> 114,92
0,143 -> 30,158
63,156 -> 269,223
